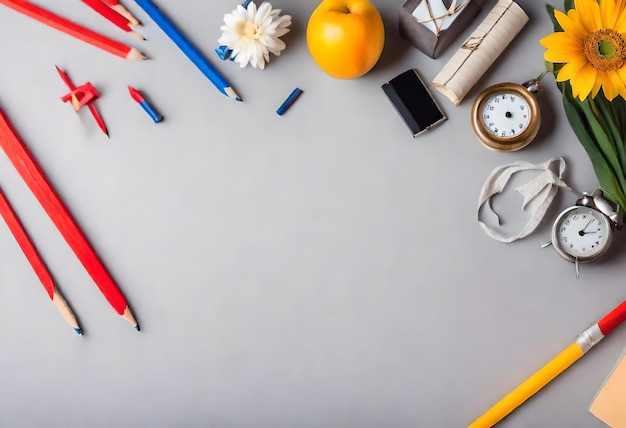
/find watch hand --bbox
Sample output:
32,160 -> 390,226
578,219 -> 596,236
504,97 -> 512,119
578,230 -> 598,236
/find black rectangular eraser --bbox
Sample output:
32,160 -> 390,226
382,69 -> 447,137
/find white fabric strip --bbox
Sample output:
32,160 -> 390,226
478,157 -> 572,243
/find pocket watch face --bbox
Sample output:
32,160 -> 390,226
481,92 -> 531,138
471,83 -> 540,152
552,206 -> 612,261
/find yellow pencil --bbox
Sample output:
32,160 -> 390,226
468,301 -> 626,427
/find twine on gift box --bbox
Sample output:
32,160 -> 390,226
417,0 -> 469,34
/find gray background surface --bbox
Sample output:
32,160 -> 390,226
0,0 -> 623,427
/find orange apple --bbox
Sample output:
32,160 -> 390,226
306,0 -> 385,79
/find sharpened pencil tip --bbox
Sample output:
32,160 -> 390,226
74,328 -> 83,335
224,86 -> 241,102
135,324 -> 141,332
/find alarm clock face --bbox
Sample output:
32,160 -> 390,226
481,92 -> 531,138
552,206 -> 613,262
471,83 -> 540,152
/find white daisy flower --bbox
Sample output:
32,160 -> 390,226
218,1 -> 292,69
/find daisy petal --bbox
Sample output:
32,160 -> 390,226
218,1 -> 291,69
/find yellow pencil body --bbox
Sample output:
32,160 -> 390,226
468,343 -> 584,428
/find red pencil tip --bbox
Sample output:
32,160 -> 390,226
127,85 -> 143,103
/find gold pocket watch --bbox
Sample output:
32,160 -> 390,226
542,189 -> 623,278
471,76 -> 543,152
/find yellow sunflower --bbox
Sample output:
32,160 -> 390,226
540,0 -> 626,101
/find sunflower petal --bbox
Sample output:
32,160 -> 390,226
556,56 -> 587,81
571,63 -> 598,100
591,76 -> 603,99
613,5 -> 626,33
541,33 -> 584,62
574,0 -> 602,33
599,0 -> 619,29
614,67 -> 626,97
554,9 -> 587,40
602,70 -> 625,100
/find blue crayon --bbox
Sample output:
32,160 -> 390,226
276,88 -> 303,116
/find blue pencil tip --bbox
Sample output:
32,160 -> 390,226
74,328 -> 83,335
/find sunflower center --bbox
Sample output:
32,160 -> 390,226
236,21 -> 259,38
583,29 -> 626,71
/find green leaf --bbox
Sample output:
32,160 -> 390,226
544,61 -> 554,73
545,4 -> 563,32
578,98 -> 625,188
562,88 -> 626,213
594,95 -> 626,174
564,0 -> 574,12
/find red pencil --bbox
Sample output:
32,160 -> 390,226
0,108 -> 139,330
81,0 -> 143,40
56,66 -> 109,137
0,0 -> 146,60
102,0 -> 140,26
0,187 -> 81,335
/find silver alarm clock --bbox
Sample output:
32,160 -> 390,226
543,189 -> 623,278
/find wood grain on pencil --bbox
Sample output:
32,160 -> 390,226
102,0 -> 141,26
81,0 -> 143,40
0,108 -> 138,329
0,187 -> 81,334
0,0 -> 146,60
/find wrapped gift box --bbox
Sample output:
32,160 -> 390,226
399,0 -> 488,58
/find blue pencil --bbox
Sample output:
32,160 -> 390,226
134,0 -> 241,101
